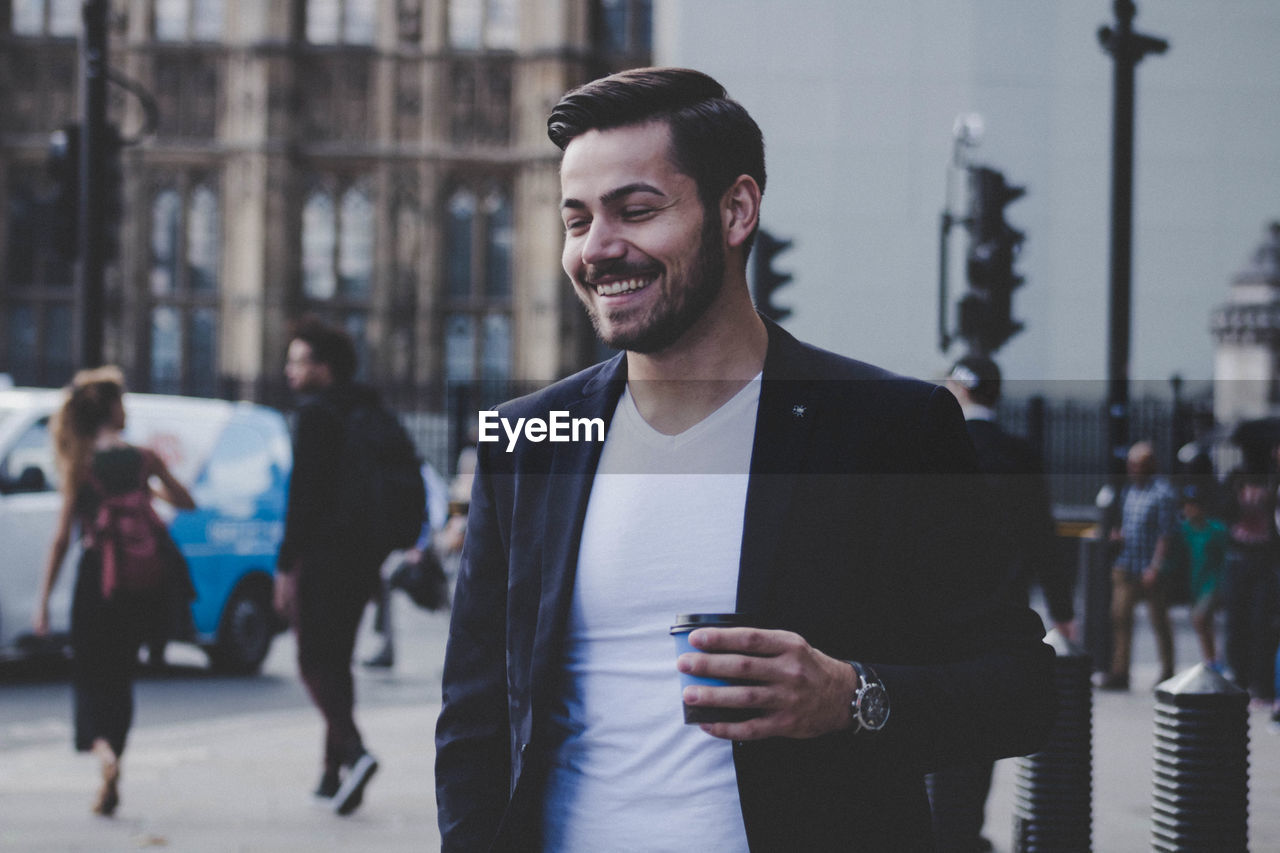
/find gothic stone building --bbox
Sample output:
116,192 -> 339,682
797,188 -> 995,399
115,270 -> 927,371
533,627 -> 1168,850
0,0 -> 651,409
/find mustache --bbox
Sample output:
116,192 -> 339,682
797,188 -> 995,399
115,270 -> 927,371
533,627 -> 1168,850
584,259 -> 662,285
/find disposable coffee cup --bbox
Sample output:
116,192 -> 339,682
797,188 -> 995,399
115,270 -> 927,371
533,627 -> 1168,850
670,613 -> 761,724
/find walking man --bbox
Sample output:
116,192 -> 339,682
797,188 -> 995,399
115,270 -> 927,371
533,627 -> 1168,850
435,67 -> 1055,851
929,354 -> 1074,852
1100,440 -> 1179,690
276,316 -> 380,814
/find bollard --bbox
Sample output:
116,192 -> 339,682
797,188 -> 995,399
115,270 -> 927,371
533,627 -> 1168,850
1151,664 -> 1249,852
1013,628 -> 1093,853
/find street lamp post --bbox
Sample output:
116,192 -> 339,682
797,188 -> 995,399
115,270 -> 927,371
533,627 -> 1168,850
76,0 -> 111,369
1098,0 -> 1167,479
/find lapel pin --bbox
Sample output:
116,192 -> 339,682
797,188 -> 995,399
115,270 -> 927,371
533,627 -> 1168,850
791,404 -> 807,418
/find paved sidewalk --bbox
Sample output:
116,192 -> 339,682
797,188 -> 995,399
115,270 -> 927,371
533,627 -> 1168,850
0,700 -> 443,852
2,606 -> 1277,851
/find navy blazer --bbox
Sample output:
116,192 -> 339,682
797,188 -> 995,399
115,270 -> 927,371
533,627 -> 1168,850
436,320 -> 1055,852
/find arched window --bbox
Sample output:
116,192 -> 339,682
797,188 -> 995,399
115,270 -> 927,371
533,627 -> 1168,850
147,177 -> 220,396
446,189 -> 476,299
593,0 -> 651,55
11,0 -> 78,36
307,0 -> 377,45
448,0 -> 517,50
299,177 -> 377,376
443,184 -> 512,386
1,166 -> 75,387
155,0 -> 225,41
302,190 -> 337,300
338,186 -> 374,299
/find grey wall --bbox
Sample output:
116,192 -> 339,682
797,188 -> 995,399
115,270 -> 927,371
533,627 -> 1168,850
655,0 -> 1280,389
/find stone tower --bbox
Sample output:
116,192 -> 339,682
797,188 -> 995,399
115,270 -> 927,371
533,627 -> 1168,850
1211,222 -> 1280,425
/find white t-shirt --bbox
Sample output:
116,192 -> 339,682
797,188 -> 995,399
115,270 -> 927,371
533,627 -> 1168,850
541,377 -> 761,852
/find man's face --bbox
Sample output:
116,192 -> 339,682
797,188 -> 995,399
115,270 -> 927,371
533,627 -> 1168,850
559,121 -> 725,354
1127,447 -> 1155,481
285,339 -> 332,393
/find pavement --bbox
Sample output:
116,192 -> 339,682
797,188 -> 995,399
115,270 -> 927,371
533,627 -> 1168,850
1,604 -> 1277,851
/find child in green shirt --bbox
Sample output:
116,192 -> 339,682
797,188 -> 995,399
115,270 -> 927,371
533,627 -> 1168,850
1164,485 -> 1229,668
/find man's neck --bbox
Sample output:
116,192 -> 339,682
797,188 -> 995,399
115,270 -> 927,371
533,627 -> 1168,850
624,286 -> 768,435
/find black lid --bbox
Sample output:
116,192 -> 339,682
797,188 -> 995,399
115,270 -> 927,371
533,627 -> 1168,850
670,613 -> 751,632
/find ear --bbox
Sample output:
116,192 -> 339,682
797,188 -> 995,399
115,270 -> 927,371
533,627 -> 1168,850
720,175 -> 761,250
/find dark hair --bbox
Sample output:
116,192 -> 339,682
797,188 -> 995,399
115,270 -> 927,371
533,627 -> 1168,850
548,67 -> 766,238
290,314 -> 357,383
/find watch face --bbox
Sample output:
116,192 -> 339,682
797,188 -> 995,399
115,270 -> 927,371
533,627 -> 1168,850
858,684 -> 890,730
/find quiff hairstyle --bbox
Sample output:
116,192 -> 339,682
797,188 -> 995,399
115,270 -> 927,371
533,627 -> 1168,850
547,67 -> 767,251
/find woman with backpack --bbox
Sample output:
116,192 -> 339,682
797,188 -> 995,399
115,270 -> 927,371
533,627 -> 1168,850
32,366 -> 195,816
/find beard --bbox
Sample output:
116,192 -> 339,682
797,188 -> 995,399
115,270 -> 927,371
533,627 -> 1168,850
579,209 -> 726,354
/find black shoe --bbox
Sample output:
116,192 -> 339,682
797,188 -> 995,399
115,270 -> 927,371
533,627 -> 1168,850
313,768 -> 340,804
333,751 -> 378,816
362,644 -> 395,669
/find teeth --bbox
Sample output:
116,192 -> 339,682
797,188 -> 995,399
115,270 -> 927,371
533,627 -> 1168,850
596,277 -> 650,296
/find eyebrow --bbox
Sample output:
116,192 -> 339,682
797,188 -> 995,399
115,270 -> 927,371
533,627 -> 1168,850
561,182 -> 667,211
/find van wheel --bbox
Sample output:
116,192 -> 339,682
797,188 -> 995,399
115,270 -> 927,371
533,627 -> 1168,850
209,584 -> 273,674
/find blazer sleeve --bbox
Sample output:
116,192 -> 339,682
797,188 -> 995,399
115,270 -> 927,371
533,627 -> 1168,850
435,440 -> 513,851
867,386 -> 1056,772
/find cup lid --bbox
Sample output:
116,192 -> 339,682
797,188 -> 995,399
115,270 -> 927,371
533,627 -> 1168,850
670,613 -> 751,632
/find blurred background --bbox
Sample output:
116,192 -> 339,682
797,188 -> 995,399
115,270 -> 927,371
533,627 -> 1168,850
1,0 -> 1279,505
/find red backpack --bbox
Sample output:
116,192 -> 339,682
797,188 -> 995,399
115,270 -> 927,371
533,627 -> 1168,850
86,451 -> 170,599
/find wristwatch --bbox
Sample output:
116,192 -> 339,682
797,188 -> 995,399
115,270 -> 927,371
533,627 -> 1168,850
847,661 -> 890,733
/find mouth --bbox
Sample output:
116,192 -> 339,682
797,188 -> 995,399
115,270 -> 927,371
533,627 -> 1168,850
591,274 -> 656,297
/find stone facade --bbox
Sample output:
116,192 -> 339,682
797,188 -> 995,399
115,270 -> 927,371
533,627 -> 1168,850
0,0 -> 651,399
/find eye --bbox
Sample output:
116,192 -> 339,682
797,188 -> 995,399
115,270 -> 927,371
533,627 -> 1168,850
622,206 -> 655,220
563,216 -> 590,235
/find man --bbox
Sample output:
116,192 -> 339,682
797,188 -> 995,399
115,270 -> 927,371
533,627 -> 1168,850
276,316 -> 379,814
945,355 -> 1075,638
1100,440 -> 1179,690
435,68 -> 1054,852
930,355 -> 1074,853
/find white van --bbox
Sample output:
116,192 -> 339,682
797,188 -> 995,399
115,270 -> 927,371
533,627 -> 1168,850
0,386 -> 292,672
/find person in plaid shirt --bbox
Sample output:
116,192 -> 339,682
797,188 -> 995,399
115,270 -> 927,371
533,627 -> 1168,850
1100,441 -> 1180,690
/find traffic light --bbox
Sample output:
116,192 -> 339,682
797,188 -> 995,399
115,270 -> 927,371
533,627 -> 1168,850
45,122 -> 125,263
960,166 -> 1026,354
752,229 -> 794,322
47,123 -> 80,259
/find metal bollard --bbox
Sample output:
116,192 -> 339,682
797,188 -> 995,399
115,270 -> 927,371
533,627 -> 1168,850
1013,628 -> 1093,853
1151,664 -> 1250,852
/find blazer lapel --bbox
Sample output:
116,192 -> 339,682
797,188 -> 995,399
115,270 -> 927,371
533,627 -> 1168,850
531,355 -> 627,700
736,323 -> 818,619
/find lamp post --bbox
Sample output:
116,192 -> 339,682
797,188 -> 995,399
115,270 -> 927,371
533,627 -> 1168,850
76,0 -> 111,369
1098,0 -> 1167,480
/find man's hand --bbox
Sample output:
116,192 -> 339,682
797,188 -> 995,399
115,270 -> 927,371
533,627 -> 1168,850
273,569 -> 298,627
1141,565 -> 1160,590
677,627 -> 856,741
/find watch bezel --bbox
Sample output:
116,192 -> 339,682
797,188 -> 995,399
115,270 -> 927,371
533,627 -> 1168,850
848,660 -> 890,733
855,681 -> 890,731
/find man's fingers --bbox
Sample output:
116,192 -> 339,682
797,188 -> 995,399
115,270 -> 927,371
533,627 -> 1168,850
689,626 -> 797,655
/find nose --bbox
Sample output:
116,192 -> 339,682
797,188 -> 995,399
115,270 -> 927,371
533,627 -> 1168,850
579,218 -> 626,267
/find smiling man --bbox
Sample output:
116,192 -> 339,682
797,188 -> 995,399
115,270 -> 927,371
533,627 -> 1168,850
435,67 -> 1055,852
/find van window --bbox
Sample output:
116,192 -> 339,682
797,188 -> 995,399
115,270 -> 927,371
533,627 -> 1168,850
0,417 -> 59,493
201,421 -> 276,511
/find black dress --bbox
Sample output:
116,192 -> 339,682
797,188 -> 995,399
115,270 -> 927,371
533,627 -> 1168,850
70,446 -> 160,755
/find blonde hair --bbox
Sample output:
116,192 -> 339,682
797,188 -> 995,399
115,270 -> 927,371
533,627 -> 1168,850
50,365 -> 126,497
